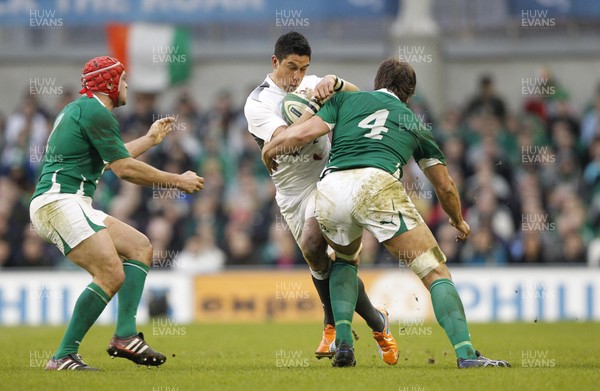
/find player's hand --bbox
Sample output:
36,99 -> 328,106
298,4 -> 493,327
449,218 -> 471,242
313,75 -> 338,101
148,116 -> 175,145
261,145 -> 279,175
176,171 -> 204,193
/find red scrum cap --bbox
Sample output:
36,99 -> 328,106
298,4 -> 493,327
79,56 -> 125,106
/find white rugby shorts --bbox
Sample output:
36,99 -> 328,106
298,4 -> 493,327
275,183 -> 318,246
315,167 -> 424,246
30,193 -> 108,255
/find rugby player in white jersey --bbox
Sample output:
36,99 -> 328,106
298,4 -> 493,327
244,32 -> 397,364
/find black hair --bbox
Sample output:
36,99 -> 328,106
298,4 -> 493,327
274,31 -> 311,61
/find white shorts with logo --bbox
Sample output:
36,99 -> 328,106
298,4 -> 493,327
30,193 -> 108,255
315,167 -> 424,246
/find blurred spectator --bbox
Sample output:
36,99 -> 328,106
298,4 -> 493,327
464,158 -> 512,206
522,66 -> 561,124
206,90 -> 240,141
408,93 -> 435,129
433,106 -> 462,143
225,224 -> 259,266
583,137 -> 600,199
18,227 -> 54,267
147,215 -> 176,269
1,94 -> 50,183
460,224 -> 509,265
549,119 -> 584,164
173,225 -> 225,274
510,232 -> 545,264
263,219 -> 301,268
171,89 -> 209,140
463,74 -> 506,122
119,92 -> 159,140
581,89 -> 600,147
50,87 -> 76,118
436,224 -> 462,265
547,90 -> 580,139
588,232 -> 600,267
465,185 -> 514,242
562,232 -> 586,264
0,239 -> 10,268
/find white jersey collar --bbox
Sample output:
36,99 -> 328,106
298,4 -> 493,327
376,88 -> 400,100
90,93 -> 108,108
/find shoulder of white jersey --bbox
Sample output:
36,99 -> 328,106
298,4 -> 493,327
247,79 -> 271,103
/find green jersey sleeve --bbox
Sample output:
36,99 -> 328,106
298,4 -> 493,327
412,126 -> 446,171
79,103 -> 130,163
316,93 -> 345,127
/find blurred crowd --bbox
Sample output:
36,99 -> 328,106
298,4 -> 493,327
1,69 -> 600,271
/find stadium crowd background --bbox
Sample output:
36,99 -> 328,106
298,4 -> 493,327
1,0 -> 600,270
2,74 -> 600,270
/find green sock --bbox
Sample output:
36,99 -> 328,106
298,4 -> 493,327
54,282 -> 110,359
329,261 -> 358,347
116,260 -> 149,337
429,278 -> 477,359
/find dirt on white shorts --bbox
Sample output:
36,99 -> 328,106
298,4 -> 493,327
30,193 -> 108,255
315,167 -> 424,246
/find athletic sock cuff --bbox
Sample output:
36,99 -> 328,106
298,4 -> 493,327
332,260 -> 358,272
87,282 -> 111,305
453,341 -> 474,350
123,259 -> 150,274
429,278 -> 454,292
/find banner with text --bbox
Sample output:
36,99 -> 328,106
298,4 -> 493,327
193,268 -> 599,323
1,0 -> 395,26
0,268 -> 597,325
0,271 -> 193,326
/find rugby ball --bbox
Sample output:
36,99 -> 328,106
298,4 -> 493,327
282,90 -> 311,125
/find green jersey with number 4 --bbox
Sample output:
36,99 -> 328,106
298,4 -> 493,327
316,89 -> 445,178
31,96 -> 130,200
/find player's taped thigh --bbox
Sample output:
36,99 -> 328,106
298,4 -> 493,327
408,246 -> 447,279
334,243 -> 363,263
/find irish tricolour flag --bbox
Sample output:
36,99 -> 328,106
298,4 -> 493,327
107,23 -> 191,92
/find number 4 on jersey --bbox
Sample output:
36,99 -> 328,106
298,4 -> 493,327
360,109 -> 390,140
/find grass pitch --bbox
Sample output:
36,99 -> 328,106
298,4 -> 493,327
0,322 -> 598,391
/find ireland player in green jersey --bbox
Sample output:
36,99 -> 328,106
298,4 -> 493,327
262,58 -> 510,368
30,56 -> 204,371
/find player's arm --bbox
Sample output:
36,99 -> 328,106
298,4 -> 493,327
423,164 -> 470,241
110,157 -> 203,193
125,116 -> 175,158
105,117 -> 175,172
261,116 -> 331,174
313,75 -> 359,101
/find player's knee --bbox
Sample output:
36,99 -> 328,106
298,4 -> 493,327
426,262 -> 452,280
138,235 -> 153,265
98,267 -> 125,296
129,234 -> 153,265
300,233 -> 328,269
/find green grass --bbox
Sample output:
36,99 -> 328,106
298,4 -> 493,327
1,322 -> 599,391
